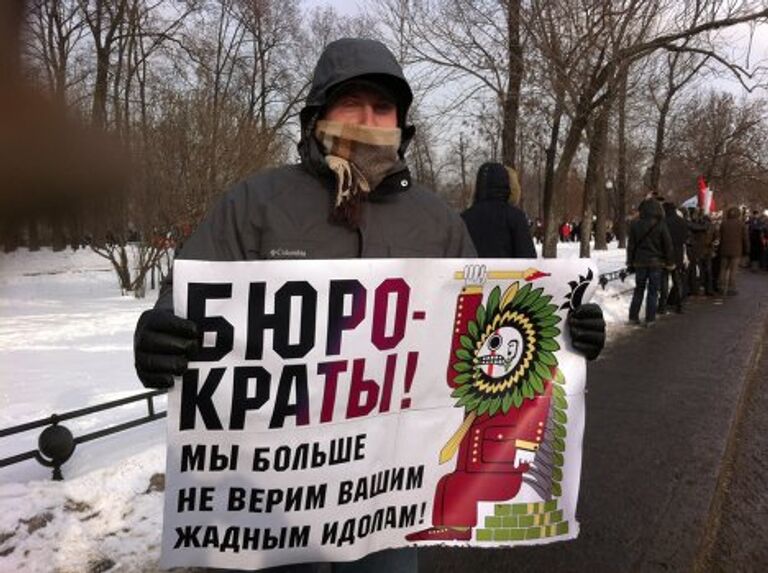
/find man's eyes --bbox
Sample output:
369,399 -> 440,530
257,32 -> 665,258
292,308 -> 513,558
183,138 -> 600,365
374,102 -> 396,114
337,98 -> 395,113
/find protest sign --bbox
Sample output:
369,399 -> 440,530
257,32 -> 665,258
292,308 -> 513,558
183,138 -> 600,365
161,258 -> 598,570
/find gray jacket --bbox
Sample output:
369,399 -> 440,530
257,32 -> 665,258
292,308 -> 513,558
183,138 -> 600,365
157,38 -> 475,310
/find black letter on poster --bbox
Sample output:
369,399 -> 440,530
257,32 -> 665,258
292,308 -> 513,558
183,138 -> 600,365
246,282 -> 317,360
187,283 -> 234,361
270,364 -> 309,429
229,366 -> 271,430
180,368 -> 225,430
326,280 -> 366,356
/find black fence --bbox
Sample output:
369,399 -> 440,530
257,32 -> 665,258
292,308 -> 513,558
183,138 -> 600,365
0,389 -> 167,480
598,267 -> 630,289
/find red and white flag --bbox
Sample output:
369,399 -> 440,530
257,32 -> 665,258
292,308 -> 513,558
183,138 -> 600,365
697,176 -> 716,214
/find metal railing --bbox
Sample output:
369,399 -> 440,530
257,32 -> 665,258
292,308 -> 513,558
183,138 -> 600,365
598,268 -> 630,289
0,389 -> 167,480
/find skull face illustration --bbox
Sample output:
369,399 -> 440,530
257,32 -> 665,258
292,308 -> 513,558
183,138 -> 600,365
476,326 -> 524,379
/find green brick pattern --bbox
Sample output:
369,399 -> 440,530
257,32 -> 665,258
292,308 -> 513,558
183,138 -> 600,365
475,500 -> 569,543
549,368 -> 568,498
474,368 -> 572,544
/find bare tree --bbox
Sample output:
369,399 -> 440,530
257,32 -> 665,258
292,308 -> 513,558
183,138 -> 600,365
668,92 -> 768,206
374,0 -> 524,166
615,60 -> 629,247
647,45 -> 709,193
525,0 -> 768,257
78,0 -> 130,128
580,93 -> 612,256
25,0 -> 86,104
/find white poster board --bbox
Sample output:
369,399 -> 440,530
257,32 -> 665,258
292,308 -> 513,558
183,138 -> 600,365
161,258 -> 598,570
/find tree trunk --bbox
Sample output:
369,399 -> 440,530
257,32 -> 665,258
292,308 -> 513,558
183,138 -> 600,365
580,99 -> 613,258
28,218 -> 40,251
51,211 -> 66,251
542,88 -> 564,258
580,120 -> 597,258
593,102 -> 610,252
616,64 -> 629,248
649,96 -> 672,193
92,47 -> 109,129
459,133 -> 468,204
502,0 -> 522,167
544,93 -> 592,258
2,217 -> 21,253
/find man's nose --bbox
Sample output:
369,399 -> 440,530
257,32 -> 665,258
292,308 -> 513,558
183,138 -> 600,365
360,104 -> 376,126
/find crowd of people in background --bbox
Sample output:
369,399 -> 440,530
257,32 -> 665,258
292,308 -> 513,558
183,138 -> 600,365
626,191 -> 768,327
529,218 -> 616,245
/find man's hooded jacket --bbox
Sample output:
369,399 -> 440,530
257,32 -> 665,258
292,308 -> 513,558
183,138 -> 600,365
663,201 -> 690,267
156,38 -> 475,310
627,198 -> 674,269
461,162 -> 536,258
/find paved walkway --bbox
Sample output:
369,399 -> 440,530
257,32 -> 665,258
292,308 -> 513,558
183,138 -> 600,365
420,269 -> 768,572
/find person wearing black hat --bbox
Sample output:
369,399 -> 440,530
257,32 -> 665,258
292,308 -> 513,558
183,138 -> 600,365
659,201 -> 690,313
461,162 -> 605,360
133,36 -> 472,573
461,162 -> 537,259
134,37 -> 477,382
132,40 -> 604,571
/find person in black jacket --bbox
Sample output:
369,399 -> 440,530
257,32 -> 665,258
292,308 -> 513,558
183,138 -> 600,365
627,198 -> 674,326
132,42 -> 607,572
659,201 -> 690,313
461,162 -> 536,258
461,162 -> 604,356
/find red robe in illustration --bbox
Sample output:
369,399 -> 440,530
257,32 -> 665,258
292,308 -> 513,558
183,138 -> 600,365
407,284 -> 552,540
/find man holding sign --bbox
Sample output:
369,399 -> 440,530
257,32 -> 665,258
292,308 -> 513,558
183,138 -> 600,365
133,37 -> 605,572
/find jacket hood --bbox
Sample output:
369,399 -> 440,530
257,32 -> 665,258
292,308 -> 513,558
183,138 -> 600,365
298,38 -> 415,167
639,198 -> 664,220
473,162 -> 510,203
726,206 -> 741,219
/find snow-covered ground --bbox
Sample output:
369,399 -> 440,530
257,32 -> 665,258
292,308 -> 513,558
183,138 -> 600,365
0,245 -> 633,572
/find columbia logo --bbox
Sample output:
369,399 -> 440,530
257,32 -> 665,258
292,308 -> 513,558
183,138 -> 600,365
269,248 -> 307,258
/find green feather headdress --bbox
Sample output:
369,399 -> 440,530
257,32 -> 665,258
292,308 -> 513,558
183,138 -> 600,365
451,282 -> 562,416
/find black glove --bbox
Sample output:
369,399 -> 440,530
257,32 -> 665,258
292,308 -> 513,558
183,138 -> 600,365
568,303 -> 606,361
134,309 -> 199,388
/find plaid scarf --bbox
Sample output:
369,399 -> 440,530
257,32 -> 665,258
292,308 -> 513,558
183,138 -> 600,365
315,120 -> 401,228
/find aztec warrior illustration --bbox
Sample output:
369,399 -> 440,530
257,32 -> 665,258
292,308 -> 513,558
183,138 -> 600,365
407,264 -> 593,543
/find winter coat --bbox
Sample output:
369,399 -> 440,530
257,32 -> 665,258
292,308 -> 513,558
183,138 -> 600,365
627,199 -> 674,269
747,216 -> 766,261
689,218 -> 716,260
156,38 -> 475,311
460,162 -> 536,258
663,203 -> 690,266
719,207 -> 748,258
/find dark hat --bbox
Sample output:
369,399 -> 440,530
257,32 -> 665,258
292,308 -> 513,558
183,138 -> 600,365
300,38 -> 413,129
474,162 -> 511,203
326,77 -> 399,108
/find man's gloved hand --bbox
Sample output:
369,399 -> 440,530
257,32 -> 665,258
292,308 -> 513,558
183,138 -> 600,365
568,303 -> 606,361
134,309 -> 199,388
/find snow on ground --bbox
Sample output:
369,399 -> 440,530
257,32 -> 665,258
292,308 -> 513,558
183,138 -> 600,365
0,244 -> 633,572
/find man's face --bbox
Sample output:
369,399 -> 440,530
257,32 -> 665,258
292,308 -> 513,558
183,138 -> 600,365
323,87 -> 398,128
